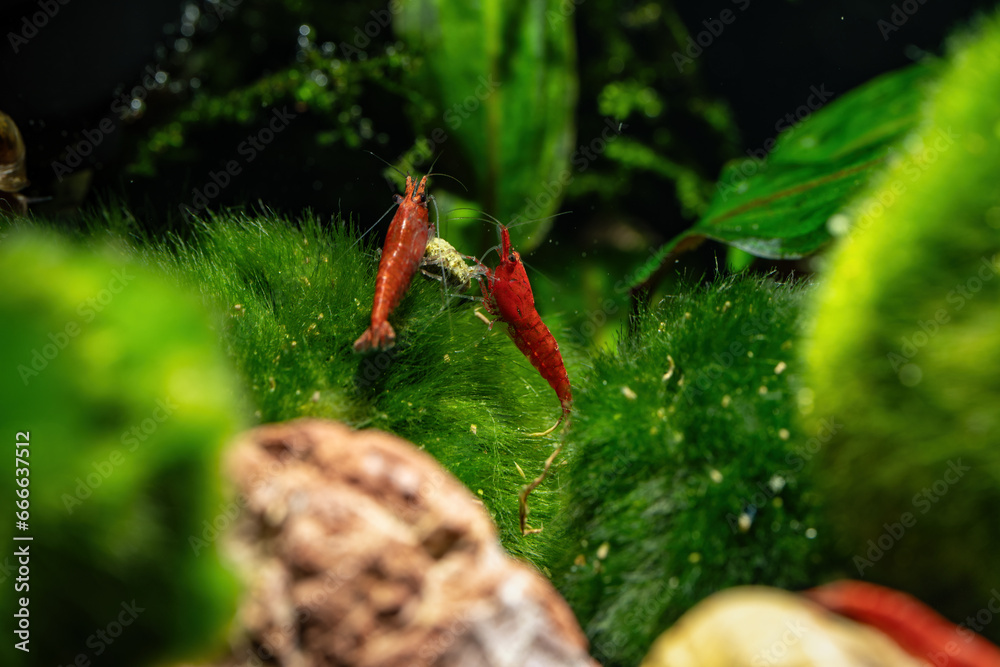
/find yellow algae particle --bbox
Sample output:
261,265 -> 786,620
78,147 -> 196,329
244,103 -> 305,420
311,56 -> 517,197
662,355 -> 676,381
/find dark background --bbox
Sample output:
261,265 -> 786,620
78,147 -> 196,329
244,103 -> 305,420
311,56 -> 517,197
1,0 -> 995,252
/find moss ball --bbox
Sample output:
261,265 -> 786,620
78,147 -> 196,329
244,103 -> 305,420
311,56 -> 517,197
0,232 -> 245,667
804,12 -> 1000,636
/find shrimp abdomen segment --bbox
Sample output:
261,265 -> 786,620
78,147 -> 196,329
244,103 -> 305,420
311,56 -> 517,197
507,314 -> 573,417
369,221 -> 430,321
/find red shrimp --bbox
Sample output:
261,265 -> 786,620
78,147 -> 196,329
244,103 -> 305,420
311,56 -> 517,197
354,174 -> 430,351
479,224 -> 572,434
804,580 -> 1000,667
477,223 -> 572,534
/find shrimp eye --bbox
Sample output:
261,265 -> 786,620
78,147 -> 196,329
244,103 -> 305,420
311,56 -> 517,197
393,194 -> 403,204
508,253 -> 516,262
418,193 -> 427,203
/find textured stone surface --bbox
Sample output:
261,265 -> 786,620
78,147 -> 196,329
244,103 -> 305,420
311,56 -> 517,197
215,418 -> 597,667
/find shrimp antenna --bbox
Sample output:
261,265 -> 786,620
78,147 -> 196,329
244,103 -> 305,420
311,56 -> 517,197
420,152 -> 468,192
426,151 -> 443,175
505,210 -> 574,231
519,257 -> 556,286
446,214 -> 504,227
349,201 -> 398,249
363,150 -> 408,180
443,206 -> 487,223
480,243 -> 502,263
478,209 -> 505,227
430,194 -> 441,236
423,171 -> 469,192
446,209 -> 506,246
446,208 -> 572,233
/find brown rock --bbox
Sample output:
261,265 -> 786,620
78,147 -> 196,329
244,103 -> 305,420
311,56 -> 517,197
215,419 -> 598,667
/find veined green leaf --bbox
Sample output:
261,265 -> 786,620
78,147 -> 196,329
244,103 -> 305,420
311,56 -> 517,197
630,62 -> 939,289
395,0 -> 577,252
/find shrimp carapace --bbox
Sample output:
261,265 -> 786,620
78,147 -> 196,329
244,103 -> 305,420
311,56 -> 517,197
354,174 -> 431,352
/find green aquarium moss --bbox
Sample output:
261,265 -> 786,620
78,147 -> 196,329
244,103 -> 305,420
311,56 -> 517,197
804,12 -> 1000,637
539,275 -> 826,667
0,231 -> 245,667
143,213 -> 576,563
2,214 -> 838,665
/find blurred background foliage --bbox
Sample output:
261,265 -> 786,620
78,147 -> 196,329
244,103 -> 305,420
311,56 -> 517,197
0,231 -> 245,667
4,0 -> 994,350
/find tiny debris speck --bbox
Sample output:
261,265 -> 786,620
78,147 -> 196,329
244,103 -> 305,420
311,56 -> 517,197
662,355 -> 676,381
769,475 -> 786,493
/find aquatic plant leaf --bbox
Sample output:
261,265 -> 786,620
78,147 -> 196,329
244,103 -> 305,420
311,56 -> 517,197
630,62 -> 938,288
395,0 -> 577,251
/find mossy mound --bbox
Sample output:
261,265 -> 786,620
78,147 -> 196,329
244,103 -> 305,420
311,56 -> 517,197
804,12 -> 1000,635
2,215 -> 845,665
149,213 -> 575,562
0,232 -> 244,667
540,275 -> 827,667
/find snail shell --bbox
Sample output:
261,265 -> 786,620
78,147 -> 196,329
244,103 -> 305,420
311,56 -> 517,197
0,111 -> 29,213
